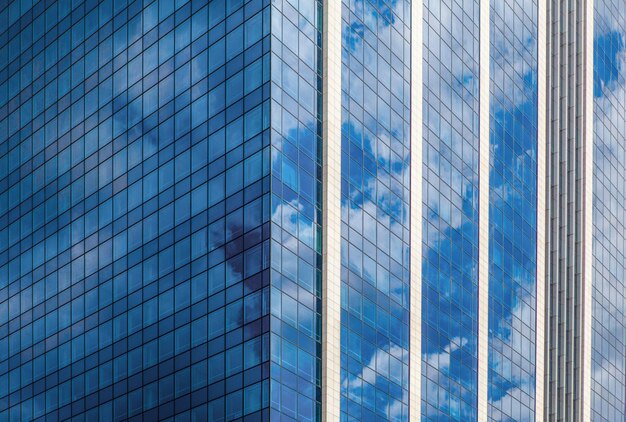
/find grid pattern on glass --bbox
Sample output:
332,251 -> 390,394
339,0 -> 412,420
592,0 -> 626,420
0,0 -> 274,420
420,0 -> 480,418
267,0 -> 324,420
487,0 -> 538,419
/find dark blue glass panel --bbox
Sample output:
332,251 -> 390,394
0,1 -> 276,420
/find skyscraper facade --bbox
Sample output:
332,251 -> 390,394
0,0 -> 622,421
592,0 -> 626,420
0,0 -> 278,420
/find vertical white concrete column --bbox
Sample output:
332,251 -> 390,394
409,0 -> 423,418
477,0 -> 490,418
321,0 -> 342,420
582,0 -> 594,419
535,0 -> 547,418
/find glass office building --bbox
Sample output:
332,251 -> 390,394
0,0 -> 623,421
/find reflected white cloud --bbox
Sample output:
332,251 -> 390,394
341,344 -> 409,420
488,297 -> 536,421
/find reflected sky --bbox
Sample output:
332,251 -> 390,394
340,0 -> 411,420
487,0 -> 538,418
266,0 -> 324,419
421,0 -> 481,418
592,3 -> 626,421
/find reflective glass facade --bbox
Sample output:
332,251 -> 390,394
0,0 -> 283,420
592,0 -> 626,420
4,0 -> 626,421
420,0 -> 480,418
268,0 -> 323,420
487,0 -> 538,420
339,0 -> 411,420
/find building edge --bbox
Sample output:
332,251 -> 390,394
582,0 -> 594,419
535,0 -> 547,417
409,0 -> 424,418
321,0 -> 342,420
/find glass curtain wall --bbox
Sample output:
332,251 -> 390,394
339,0 -> 412,420
420,0 -> 481,418
592,0 -> 626,419
487,0 -> 539,419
